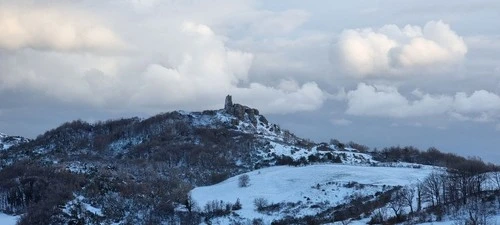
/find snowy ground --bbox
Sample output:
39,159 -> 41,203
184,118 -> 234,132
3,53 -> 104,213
191,164 -> 436,223
327,215 -> 500,225
0,213 -> 19,225
415,215 -> 500,225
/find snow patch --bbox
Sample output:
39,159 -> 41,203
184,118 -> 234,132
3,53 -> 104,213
63,195 -> 103,217
0,213 -> 19,225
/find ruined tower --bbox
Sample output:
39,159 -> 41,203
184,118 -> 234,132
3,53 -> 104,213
224,95 -> 233,112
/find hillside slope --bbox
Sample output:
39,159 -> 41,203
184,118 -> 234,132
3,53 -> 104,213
192,164 -> 437,224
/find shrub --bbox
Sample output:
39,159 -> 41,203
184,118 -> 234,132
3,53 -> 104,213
252,218 -> 264,225
238,174 -> 250,187
253,198 -> 268,211
232,198 -> 242,210
204,200 -> 231,217
347,141 -> 369,152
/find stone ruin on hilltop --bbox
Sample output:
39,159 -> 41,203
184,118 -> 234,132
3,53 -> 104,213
224,95 -> 267,127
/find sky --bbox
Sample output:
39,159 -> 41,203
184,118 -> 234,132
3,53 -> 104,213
0,0 -> 499,163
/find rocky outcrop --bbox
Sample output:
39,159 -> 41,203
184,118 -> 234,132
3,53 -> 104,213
224,95 -> 264,127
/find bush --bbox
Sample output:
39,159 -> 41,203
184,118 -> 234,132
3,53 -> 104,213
204,200 -> 231,217
330,139 -> 345,150
347,141 -> 369,152
238,174 -> 250,187
257,203 -> 281,213
232,198 -> 242,210
253,198 -> 268,211
252,218 -> 264,225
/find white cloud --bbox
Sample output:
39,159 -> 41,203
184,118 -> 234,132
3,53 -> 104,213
454,90 -> 500,113
336,20 -> 467,77
345,83 -> 452,117
0,5 -> 126,53
128,21 -> 326,113
129,20 -> 254,106
233,82 -> 326,114
345,83 -> 500,121
0,1 -> 330,115
0,14 -> 327,114
337,29 -> 398,76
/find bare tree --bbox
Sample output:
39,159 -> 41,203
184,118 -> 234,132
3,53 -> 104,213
253,198 -> 268,211
238,174 -> 250,187
184,194 -> 197,213
462,196 -> 493,225
416,182 -> 424,212
401,186 -> 416,214
423,172 -> 444,206
388,188 -> 406,221
491,171 -> 500,191
370,208 -> 388,224
489,171 -> 500,210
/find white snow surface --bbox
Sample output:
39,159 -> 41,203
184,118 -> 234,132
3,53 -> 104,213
415,215 -> 500,225
191,164 -> 436,222
0,213 -> 19,225
329,215 -> 500,225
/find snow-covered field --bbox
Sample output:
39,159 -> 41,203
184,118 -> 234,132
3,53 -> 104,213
0,213 -> 19,225
191,164 -> 436,222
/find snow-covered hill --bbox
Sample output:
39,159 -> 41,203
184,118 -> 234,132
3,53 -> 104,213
191,164 -> 437,224
0,96 -> 497,225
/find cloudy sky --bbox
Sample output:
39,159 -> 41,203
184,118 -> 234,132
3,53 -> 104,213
1,0 -> 500,163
